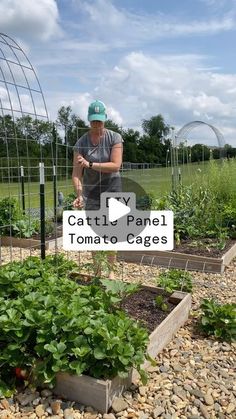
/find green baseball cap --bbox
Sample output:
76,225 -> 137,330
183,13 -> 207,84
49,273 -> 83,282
88,100 -> 107,122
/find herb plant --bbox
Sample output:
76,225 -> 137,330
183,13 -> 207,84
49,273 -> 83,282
199,299 -> 236,342
156,269 -> 193,293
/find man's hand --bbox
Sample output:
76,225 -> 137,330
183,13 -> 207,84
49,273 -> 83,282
73,196 -> 84,209
77,155 -> 89,168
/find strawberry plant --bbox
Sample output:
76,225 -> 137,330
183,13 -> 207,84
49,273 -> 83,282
0,256 -> 150,397
199,299 -> 236,342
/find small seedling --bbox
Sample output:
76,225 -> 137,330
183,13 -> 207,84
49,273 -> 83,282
155,295 -> 168,312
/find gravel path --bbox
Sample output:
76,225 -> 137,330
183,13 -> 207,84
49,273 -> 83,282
0,248 -> 235,419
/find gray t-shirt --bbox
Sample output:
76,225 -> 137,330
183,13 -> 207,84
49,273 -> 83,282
73,129 -> 123,208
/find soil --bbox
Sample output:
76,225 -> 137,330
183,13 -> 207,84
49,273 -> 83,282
120,287 -> 177,333
173,238 -> 236,258
70,276 -> 178,333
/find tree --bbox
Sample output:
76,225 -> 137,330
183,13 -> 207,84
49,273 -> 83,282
138,114 -> 171,165
142,114 -> 170,138
122,129 -> 140,162
191,144 -> 210,162
56,106 -> 73,145
105,119 -> 122,134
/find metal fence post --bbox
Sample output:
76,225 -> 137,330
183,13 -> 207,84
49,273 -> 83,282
39,162 -> 46,259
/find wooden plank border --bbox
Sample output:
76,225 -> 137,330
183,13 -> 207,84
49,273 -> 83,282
0,235 -> 63,250
118,242 -> 236,273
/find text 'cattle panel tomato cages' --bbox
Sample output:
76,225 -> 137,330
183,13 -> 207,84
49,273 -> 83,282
53,286 -> 191,413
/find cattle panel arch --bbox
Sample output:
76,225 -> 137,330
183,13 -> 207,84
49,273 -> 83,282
175,120 -> 225,148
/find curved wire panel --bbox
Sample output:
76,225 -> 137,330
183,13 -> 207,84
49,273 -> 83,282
175,120 -> 225,148
0,33 -> 53,263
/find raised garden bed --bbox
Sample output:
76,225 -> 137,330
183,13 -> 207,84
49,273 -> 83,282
53,285 -> 191,413
118,240 -> 236,273
0,225 -> 63,250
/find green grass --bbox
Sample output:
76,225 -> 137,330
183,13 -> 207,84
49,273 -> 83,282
0,160 -> 235,209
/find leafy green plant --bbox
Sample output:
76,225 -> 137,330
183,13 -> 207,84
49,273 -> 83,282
63,192 -> 77,210
136,193 -> 154,210
100,278 -> 140,306
157,269 -> 193,293
0,256 -> 150,396
199,299 -> 236,342
82,251 -> 117,277
44,219 -> 54,236
0,197 -> 22,236
155,160 -> 236,245
155,295 -> 168,311
12,218 -> 40,238
43,253 -> 78,277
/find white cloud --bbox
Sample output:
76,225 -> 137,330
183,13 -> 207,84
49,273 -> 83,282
46,49 -> 236,144
88,51 -> 236,145
76,0 -> 236,47
0,0 -> 61,41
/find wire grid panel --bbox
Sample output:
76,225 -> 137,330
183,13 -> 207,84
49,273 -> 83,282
0,33 -> 55,264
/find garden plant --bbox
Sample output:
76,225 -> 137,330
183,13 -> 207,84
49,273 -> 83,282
0,255 -> 150,397
155,159 -> 236,248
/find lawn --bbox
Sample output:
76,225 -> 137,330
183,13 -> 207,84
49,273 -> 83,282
0,160 -> 235,209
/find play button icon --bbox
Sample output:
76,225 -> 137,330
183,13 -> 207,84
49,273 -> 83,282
108,198 -> 131,222
84,178 -> 152,243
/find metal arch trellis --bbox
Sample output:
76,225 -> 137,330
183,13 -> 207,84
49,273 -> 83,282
175,120 -> 225,148
171,120 -> 225,190
0,33 -> 53,263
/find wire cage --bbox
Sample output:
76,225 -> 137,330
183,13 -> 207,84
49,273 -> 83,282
0,33 -> 58,263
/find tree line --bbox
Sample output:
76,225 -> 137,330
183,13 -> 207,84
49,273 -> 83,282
0,106 -> 235,176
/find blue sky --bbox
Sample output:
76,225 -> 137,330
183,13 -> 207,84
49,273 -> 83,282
0,0 -> 236,145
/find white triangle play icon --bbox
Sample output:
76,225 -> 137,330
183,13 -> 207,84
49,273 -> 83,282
108,198 -> 131,222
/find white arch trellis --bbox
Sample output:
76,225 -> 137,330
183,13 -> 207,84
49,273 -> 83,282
175,120 -> 225,148
171,121 -> 225,190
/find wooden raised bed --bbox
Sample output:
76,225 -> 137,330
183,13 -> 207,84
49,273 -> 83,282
0,235 -> 63,250
53,287 -> 191,413
118,241 -> 236,273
